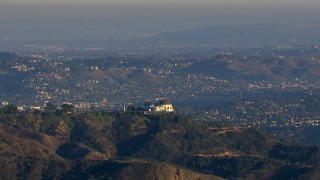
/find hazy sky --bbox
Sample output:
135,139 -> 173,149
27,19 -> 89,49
1,0 -> 319,5
1,0 -> 320,38
0,0 -> 319,19
1,0 -> 319,17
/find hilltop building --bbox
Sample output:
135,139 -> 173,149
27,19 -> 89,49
2,101 -> 9,106
144,98 -> 174,112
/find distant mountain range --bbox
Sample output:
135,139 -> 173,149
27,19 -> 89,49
148,23 -> 320,47
2,22 -> 320,49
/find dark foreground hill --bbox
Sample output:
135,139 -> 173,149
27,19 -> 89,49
0,123 -> 222,180
1,111 -> 320,179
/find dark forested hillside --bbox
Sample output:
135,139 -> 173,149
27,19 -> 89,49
0,109 -> 320,179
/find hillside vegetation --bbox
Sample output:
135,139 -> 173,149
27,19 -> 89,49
1,109 -> 320,179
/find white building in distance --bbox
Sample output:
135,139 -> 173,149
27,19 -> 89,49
144,98 -> 174,113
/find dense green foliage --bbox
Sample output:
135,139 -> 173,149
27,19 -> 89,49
0,105 -> 18,115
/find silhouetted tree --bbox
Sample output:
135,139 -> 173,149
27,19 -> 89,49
45,102 -> 57,113
61,104 -> 74,114
2,104 -> 18,115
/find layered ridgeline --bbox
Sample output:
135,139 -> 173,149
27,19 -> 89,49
1,109 -> 320,179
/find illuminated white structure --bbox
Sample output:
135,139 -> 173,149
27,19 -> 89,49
145,98 -> 174,112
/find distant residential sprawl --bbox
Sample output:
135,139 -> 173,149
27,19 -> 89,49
1,45 -> 320,145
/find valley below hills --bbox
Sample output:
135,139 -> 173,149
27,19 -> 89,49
1,47 -> 320,107
1,110 -> 320,179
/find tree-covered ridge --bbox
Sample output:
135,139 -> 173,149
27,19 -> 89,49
0,109 -> 320,179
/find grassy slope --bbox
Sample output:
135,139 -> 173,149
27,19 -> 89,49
0,112 -> 320,179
